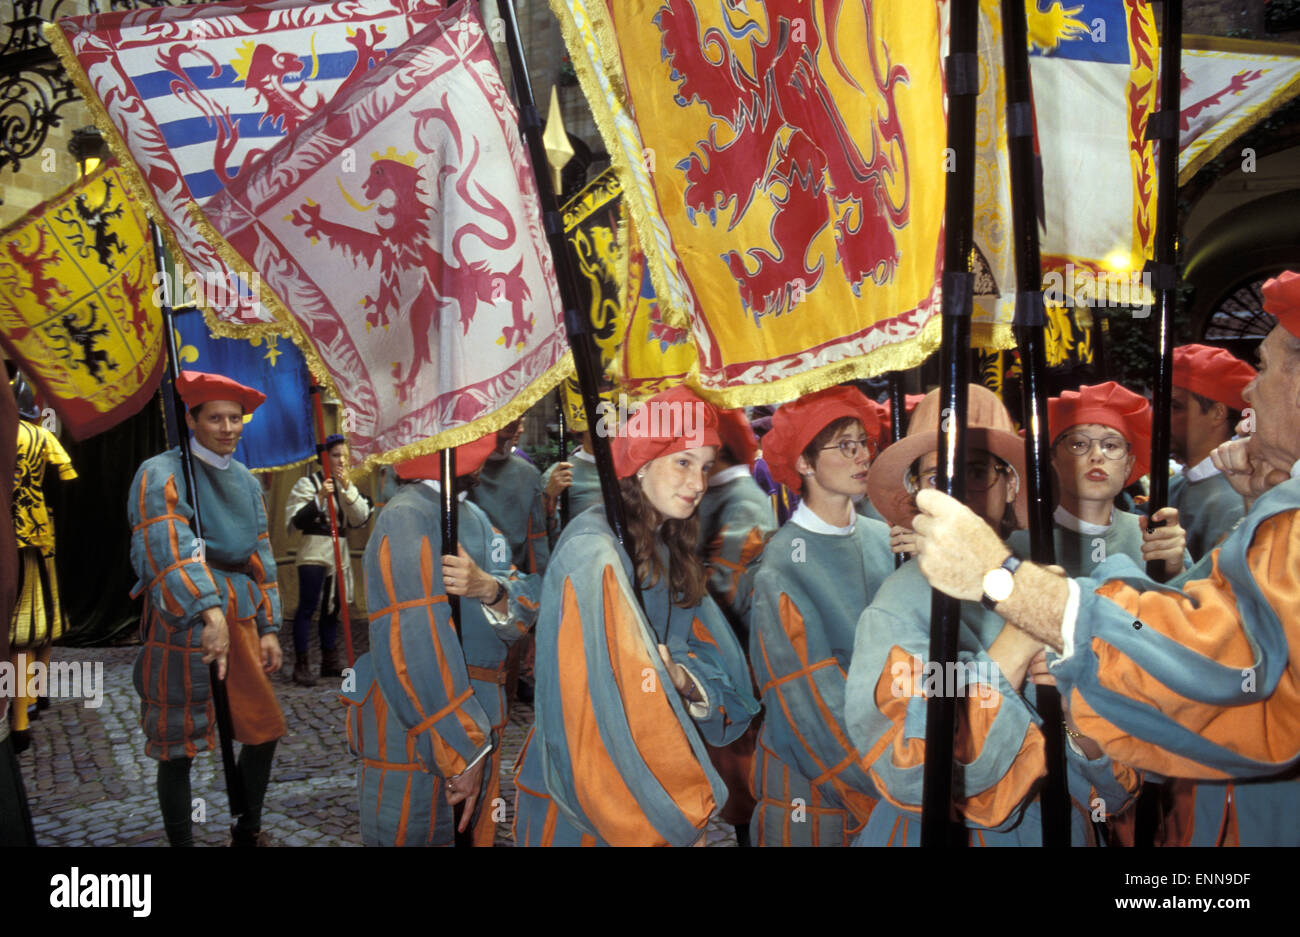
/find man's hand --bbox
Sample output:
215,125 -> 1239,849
889,524 -> 919,556
259,633 -> 282,674
1139,506 -> 1186,576
319,477 -> 336,503
446,757 -> 486,833
1211,435 -> 1289,510
544,463 -> 573,500
442,545 -> 498,602
911,489 -> 1010,602
200,607 -> 230,681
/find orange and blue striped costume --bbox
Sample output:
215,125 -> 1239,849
127,447 -> 285,761
343,482 -> 538,846
748,509 -> 894,846
1052,475 -> 1300,845
513,506 -> 759,846
846,559 -> 1138,846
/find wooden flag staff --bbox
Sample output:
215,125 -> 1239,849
307,384 -> 355,668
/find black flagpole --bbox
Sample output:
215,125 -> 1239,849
1132,0 -> 1185,848
1144,0 -> 1182,583
558,392 -> 571,529
494,0 -> 631,557
921,0 -> 979,847
438,446 -> 474,848
1000,0 -> 1070,846
888,371 -> 906,570
150,221 -> 248,822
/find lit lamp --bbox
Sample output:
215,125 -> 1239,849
68,126 -> 108,178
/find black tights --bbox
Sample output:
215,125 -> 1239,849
156,739 -> 278,846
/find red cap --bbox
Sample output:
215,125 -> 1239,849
715,408 -> 759,467
1263,270 -> 1300,341
1048,381 -> 1151,486
1172,344 -> 1257,411
176,370 -> 265,414
394,432 -> 498,481
611,386 -> 721,478
867,398 -> 890,444
763,385 -> 882,493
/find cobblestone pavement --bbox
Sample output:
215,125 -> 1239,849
16,630 -> 738,847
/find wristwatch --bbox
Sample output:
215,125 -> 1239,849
981,554 -> 1022,611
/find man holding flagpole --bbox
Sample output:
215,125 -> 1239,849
128,370 -> 286,847
907,271 -> 1300,845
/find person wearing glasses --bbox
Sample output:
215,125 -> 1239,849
747,386 -> 894,846
1005,382 -> 1188,579
844,385 -> 1137,845
905,271 -> 1300,845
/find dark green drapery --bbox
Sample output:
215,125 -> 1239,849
47,394 -> 165,647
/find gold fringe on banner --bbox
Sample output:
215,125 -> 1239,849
1178,35 -> 1300,185
43,21 -> 295,345
187,201 -> 575,477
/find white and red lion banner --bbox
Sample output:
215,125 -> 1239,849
193,0 -> 568,466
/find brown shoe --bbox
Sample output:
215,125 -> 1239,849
292,654 -> 317,687
320,648 -> 343,678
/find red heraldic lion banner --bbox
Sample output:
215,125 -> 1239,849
192,0 -> 569,469
552,0 -> 949,406
45,0 -> 445,334
0,163 -> 164,439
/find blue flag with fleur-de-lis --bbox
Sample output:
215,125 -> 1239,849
173,305 -> 314,471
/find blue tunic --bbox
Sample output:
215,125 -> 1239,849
128,446 -> 283,760
514,505 -> 759,846
470,453 -> 550,575
1054,476 -> 1300,845
342,483 -> 538,846
846,559 -> 1136,845
1168,469 -> 1245,562
748,510 -> 894,845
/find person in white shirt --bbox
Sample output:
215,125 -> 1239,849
284,434 -> 371,686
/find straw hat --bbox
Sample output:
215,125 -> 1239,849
866,385 -> 1028,530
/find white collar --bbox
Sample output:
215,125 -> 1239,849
571,448 -> 596,464
1185,455 -> 1222,483
418,479 -> 469,502
790,500 -> 855,536
190,437 -> 232,470
1054,504 -> 1111,536
708,464 -> 751,488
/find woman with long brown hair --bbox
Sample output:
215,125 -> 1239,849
513,386 -> 759,846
